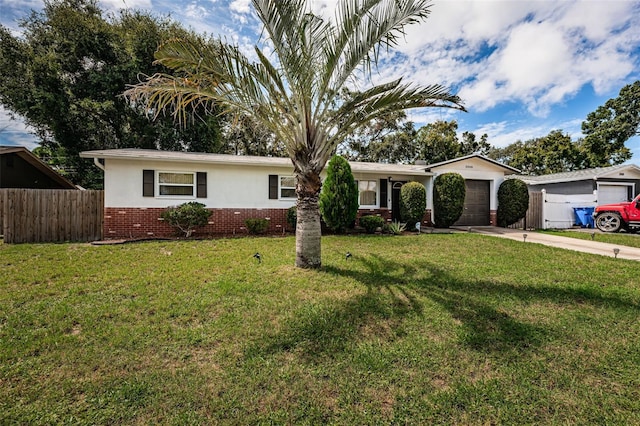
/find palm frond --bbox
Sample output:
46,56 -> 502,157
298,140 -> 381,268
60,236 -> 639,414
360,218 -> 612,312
319,0 -> 433,103
126,0 -> 465,174
311,78 -> 464,165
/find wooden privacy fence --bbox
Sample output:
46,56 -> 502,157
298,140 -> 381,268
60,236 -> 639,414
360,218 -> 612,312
0,189 -> 103,243
508,191 -> 543,230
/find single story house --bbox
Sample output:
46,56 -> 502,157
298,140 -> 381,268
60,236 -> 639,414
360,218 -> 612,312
0,146 -> 76,189
79,149 -> 519,239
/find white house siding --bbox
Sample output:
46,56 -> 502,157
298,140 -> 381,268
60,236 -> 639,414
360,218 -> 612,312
105,159 -> 433,210
104,158 -> 297,209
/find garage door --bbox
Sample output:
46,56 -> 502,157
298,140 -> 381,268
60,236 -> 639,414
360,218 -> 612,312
454,180 -> 490,226
598,185 -> 630,205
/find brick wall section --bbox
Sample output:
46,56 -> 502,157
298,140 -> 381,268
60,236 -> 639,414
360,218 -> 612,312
104,207 -> 292,239
490,210 -> 497,226
104,207 -> 436,239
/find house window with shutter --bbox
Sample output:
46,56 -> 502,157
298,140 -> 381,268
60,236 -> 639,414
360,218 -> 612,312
158,172 -> 195,197
143,170 -> 207,198
357,180 -> 377,207
268,175 -> 297,200
279,176 -> 296,199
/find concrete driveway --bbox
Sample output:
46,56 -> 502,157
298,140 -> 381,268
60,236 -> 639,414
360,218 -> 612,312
461,227 -> 640,261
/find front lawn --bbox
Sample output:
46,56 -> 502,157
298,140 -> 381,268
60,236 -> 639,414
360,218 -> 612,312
540,229 -> 640,248
1,235 -> 639,424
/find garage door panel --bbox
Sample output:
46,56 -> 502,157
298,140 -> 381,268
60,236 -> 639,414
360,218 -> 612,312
454,180 -> 490,226
598,185 -> 630,205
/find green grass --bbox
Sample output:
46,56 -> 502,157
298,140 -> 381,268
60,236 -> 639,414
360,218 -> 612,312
1,234 -> 639,424
540,229 -> 640,248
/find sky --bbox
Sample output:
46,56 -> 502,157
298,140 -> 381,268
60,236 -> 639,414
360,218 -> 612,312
1,0 -> 639,161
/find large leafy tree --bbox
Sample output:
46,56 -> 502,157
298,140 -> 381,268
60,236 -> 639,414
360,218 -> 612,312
415,120 -> 490,164
126,0 -> 465,268
343,117 -> 488,165
581,80 -> 639,166
0,0 -> 224,188
498,130 -> 586,175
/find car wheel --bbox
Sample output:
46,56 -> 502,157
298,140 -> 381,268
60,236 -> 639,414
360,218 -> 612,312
595,212 -> 622,232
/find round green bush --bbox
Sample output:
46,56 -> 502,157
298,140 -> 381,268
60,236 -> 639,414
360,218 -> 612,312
161,201 -> 211,237
433,173 -> 466,228
497,178 -> 529,227
400,181 -> 426,230
319,155 -> 359,233
359,215 -> 385,233
245,218 -> 270,234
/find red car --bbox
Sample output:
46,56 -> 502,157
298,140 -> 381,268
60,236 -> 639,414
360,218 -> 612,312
593,194 -> 640,233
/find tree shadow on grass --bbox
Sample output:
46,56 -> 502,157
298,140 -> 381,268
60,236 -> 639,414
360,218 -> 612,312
246,253 -> 639,361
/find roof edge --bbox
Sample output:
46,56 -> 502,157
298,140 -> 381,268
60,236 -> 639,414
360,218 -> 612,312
424,153 -> 521,173
2,146 -> 77,189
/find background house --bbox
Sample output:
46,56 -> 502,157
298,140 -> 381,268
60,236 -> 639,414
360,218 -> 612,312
0,146 -> 76,189
514,164 -> 640,229
518,164 -> 640,204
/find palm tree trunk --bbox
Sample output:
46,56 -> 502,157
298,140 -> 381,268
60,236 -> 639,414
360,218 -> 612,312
295,169 -> 322,268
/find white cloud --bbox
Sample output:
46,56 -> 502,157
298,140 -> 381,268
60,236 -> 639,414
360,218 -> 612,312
184,3 -> 210,20
0,106 -> 39,149
471,116 -> 585,149
99,0 -> 152,10
376,0 -> 640,119
229,0 -> 251,14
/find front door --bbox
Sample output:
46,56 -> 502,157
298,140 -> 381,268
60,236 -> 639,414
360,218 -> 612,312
391,181 -> 406,222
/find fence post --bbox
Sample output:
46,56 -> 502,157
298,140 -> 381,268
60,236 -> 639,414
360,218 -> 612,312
541,189 -> 547,230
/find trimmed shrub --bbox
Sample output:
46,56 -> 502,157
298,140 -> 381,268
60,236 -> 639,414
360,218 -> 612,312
160,202 -> 211,237
400,181 -> 426,230
359,215 -> 385,233
497,178 -> 529,227
433,173 -> 466,228
319,155 -> 359,233
286,205 -> 297,231
245,218 -> 269,234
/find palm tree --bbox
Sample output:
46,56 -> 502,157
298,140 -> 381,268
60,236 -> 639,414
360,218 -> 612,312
125,0 -> 465,268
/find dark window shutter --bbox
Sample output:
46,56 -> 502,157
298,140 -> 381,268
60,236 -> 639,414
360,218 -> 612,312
269,175 -> 278,199
379,179 -> 388,208
143,169 -> 154,197
197,172 -> 207,198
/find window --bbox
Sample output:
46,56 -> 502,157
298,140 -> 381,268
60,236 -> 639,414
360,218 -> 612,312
280,176 -> 296,199
158,172 -> 195,197
358,180 -> 377,206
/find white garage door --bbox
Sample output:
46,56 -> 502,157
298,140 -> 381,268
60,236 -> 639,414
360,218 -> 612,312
598,185 -> 629,205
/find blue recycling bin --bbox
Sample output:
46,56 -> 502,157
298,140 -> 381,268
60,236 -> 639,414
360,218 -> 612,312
573,207 -> 595,228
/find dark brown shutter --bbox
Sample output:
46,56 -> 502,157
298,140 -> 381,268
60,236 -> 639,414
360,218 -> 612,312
143,169 -> 154,197
197,172 -> 207,198
269,175 -> 278,199
379,179 -> 388,208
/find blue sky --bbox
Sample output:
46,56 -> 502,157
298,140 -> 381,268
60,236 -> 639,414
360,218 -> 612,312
1,0 -> 639,161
